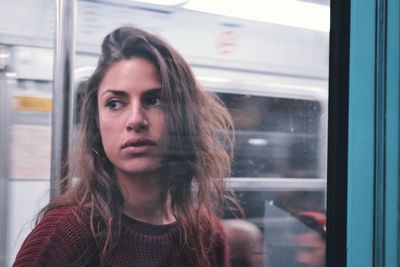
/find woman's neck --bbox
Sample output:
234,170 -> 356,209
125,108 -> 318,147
116,170 -> 175,225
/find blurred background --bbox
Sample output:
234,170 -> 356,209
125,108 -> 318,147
0,0 -> 330,266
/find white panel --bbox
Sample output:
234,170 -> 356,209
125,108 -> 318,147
0,0 -> 54,46
1,0 -> 329,79
12,46 -> 54,81
10,124 -> 51,180
7,180 -> 50,267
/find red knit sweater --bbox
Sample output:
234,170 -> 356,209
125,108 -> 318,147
13,207 -> 229,267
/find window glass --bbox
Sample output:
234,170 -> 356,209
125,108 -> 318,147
1,0 -> 329,266
73,1 -> 329,266
217,93 -> 322,178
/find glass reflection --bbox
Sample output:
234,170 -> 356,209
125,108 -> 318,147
224,191 -> 326,267
0,0 -> 329,266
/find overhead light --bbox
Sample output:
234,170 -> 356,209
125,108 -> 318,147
132,0 -> 188,6
0,53 -> 10,59
182,0 -> 330,32
6,72 -> 17,78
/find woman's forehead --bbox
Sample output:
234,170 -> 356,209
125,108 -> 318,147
98,59 -> 161,94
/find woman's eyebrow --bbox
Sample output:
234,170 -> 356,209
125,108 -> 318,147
100,89 -> 128,97
143,88 -> 162,95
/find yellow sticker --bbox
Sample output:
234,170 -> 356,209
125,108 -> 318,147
14,96 -> 52,112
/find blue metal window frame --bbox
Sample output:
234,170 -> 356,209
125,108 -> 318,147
347,1 -> 399,267
384,0 -> 399,265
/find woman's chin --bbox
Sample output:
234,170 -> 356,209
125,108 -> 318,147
114,159 -> 164,178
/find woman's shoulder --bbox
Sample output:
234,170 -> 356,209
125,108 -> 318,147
41,205 -> 79,219
13,206 -> 95,267
38,205 -> 90,231
25,205 -> 93,244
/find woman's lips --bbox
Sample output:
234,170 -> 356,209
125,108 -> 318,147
121,138 -> 157,155
122,144 -> 151,154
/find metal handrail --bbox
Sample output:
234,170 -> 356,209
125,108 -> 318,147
51,0 -> 77,199
0,46 -> 11,267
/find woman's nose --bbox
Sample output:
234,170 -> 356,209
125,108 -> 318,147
126,103 -> 149,132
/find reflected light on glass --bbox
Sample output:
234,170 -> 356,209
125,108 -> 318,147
267,83 -> 325,93
197,76 -> 231,83
248,138 -> 268,146
183,0 -> 330,32
245,81 -> 325,94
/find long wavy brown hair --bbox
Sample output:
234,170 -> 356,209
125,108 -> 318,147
39,26 -> 237,266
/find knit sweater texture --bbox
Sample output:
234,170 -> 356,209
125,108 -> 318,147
13,207 -> 229,267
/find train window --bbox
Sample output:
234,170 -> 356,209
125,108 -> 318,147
1,0 -> 330,266
217,92 -> 322,179
214,88 -> 326,266
73,0 -> 330,266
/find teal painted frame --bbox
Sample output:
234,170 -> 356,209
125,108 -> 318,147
348,1 -> 375,266
348,0 -> 399,266
385,0 -> 399,266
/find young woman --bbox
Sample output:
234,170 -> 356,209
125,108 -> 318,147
13,26 -> 237,267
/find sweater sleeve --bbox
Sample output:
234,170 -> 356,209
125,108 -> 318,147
214,220 -> 230,267
13,207 -> 96,267
200,217 -> 230,267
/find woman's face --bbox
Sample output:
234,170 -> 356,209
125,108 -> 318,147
97,57 -> 168,178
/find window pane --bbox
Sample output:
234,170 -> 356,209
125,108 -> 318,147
73,1 -> 329,266
217,93 -> 323,178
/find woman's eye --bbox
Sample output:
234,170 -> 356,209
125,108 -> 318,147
106,100 -> 123,110
145,95 -> 161,106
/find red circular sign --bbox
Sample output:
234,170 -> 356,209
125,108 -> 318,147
215,30 -> 239,55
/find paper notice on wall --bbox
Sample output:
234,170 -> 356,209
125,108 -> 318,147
10,124 -> 51,180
